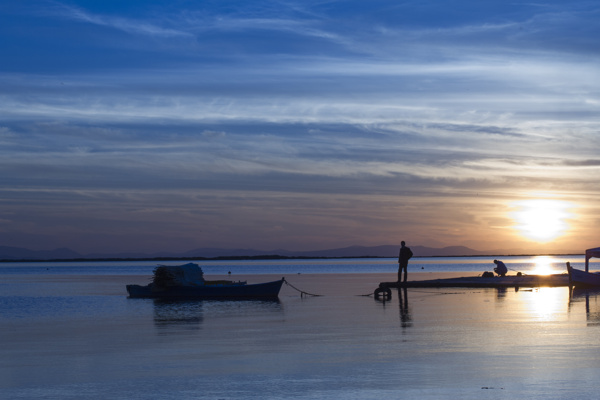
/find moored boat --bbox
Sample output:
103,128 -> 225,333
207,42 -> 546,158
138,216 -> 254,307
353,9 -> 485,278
566,247 -> 600,288
127,263 -> 284,299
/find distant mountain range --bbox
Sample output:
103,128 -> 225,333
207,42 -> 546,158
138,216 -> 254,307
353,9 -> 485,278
0,244 -> 537,261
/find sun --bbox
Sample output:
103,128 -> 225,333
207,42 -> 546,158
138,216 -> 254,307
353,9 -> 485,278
511,199 -> 572,242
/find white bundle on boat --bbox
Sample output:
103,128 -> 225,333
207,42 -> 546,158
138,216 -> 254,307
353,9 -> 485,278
152,263 -> 205,287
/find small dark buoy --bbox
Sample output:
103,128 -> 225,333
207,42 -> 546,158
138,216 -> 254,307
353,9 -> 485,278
228,271 -> 231,275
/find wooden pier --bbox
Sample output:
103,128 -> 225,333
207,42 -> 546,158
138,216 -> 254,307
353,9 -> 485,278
374,274 -> 570,300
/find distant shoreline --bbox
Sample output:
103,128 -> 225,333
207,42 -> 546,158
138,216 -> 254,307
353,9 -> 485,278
0,253 -> 579,263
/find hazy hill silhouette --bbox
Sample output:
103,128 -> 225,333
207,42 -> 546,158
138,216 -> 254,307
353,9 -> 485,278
0,244 -> 520,261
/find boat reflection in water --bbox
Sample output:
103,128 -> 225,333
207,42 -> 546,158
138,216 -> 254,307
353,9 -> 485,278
152,298 -> 283,334
153,299 -> 205,333
569,288 -> 600,327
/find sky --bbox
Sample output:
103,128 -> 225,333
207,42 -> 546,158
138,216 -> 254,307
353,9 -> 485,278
1,0 -> 599,255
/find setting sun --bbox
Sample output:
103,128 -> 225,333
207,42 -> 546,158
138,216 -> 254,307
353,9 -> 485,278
511,199 -> 573,242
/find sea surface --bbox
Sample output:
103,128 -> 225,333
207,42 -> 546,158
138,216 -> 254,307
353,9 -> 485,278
1,255 -> 600,399
0,254 -> 592,276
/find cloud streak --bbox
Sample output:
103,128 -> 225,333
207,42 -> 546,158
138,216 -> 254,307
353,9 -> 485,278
45,1 -> 193,38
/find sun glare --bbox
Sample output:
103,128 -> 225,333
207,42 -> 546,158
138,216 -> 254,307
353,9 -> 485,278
522,287 -> 568,321
511,199 -> 572,242
530,256 -> 557,276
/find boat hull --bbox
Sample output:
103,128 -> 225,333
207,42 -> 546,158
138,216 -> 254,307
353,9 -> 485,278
567,264 -> 600,288
127,278 -> 285,299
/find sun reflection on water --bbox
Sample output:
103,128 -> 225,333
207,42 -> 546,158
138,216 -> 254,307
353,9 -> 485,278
522,287 -> 569,321
529,256 -> 559,276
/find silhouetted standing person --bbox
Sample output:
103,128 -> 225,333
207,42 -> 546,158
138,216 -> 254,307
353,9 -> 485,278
398,241 -> 413,283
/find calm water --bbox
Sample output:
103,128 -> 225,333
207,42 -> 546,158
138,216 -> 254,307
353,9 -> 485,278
1,256 -> 600,399
0,254 -> 593,276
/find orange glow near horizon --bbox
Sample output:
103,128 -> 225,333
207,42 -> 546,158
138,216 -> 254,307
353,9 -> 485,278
511,199 -> 573,243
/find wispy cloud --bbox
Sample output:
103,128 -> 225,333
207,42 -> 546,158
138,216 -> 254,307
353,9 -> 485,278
46,1 -> 193,38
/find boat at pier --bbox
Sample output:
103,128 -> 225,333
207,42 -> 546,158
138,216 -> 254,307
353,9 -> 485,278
567,247 -> 600,288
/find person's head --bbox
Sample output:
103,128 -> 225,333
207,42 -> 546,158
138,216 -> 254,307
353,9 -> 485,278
493,259 -> 498,264
401,241 -> 406,246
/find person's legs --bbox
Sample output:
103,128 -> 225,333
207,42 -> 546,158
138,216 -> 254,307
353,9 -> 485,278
398,264 -> 408,282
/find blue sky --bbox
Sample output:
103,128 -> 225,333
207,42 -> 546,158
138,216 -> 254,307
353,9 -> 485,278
1,1 -> 599,254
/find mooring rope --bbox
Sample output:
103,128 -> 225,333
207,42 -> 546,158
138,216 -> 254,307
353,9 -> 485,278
283,281 -> 471,298
507,267 -> 527,275
283,279 -> 323,297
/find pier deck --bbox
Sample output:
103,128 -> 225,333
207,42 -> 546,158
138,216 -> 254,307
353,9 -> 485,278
379,274 -> 569,289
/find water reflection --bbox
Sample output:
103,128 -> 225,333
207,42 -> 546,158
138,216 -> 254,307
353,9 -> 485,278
153,300 -> 204,333
398,288 -> 412,328
521,287 -> 569,321
496,287 -> 507,300
569,288 -> 600,326
152,298 -> 283,334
